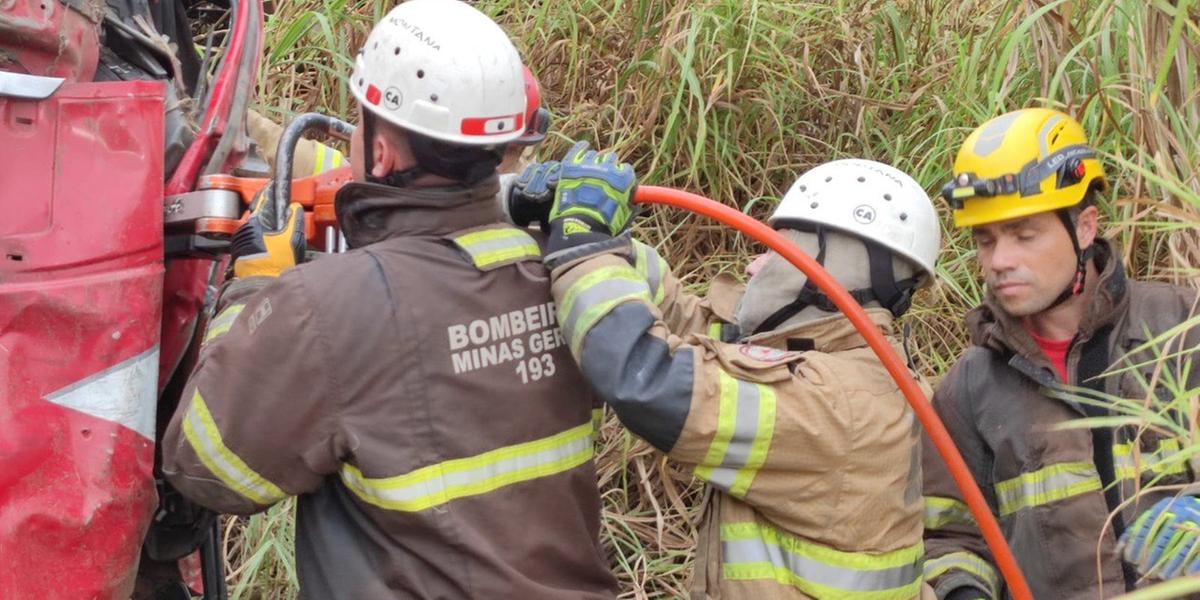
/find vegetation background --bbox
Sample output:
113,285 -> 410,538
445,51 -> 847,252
221,0 -> 1200,597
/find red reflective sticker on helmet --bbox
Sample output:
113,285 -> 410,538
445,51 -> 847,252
460,113 -> 524,136
366,84 -> 382,105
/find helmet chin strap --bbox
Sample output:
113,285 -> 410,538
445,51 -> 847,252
1043,208 -> 1093,311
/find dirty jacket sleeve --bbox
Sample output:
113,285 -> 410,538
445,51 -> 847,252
551,248 -> 927,592
550,248 -> 785,480
922,361 -> 1003,600
630,239 -> 733,338
161,270 -> 348,515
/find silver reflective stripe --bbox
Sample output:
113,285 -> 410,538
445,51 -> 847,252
722,539 -> 921,593
208,304 -> 244,331
644,247 -> 663,297
451,228 -> 540,269
203,303 -> 246,344
924,496 -> 978,532
1114,440 -> 1186,480
322,145 -> 342,172
561,278 -> 650,349
181,391 -> 286,505
340,422 -> 594,512
705,380 -> 761,490
923,551 -> 999,598
462,235 -> 529,258
994,461 -> 1101,516
634,241 -> 664,300
695,372 -> 776,498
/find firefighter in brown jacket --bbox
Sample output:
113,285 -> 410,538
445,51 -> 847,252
922,108 -> 1200,599
161,1 -> 618,598
522,148 -> 942,598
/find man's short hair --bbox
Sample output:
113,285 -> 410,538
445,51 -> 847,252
1067,187 -> 1099,219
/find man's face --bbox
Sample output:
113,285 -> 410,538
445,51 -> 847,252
972,210 -> 1080,317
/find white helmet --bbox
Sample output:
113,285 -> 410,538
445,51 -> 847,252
769,159 -> 940,285
350,0 -> 526,146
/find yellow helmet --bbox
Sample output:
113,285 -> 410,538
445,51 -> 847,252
941,108 -> 1107,228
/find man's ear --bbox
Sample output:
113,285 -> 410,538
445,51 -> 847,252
371,134 -> 394,178
1076,204 -> 1100,248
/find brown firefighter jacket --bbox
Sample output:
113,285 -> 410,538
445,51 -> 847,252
922,239 -> 1200,600
549,239 -> 930,599
162,180 -> 618,599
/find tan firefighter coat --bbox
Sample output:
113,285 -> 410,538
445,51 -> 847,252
551,239 -> 932,599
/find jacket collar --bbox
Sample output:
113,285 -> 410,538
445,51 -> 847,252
744,308 -> 895,353
966,237 -> 1129,360
334,177 -> 501,248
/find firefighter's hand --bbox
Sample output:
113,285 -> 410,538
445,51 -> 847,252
505,159 -> 561,227
545,141 -> 637,260
1120,496 -> 1200,579
231,190 -> 306,279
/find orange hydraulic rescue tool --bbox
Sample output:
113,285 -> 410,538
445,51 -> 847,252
192,114 -> 356,251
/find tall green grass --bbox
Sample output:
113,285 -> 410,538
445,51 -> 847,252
222,0 -> 1200,597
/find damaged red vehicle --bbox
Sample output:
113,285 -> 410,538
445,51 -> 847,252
1,0 -> 266,596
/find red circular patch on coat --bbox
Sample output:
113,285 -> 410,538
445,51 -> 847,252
739,344 -> 789,362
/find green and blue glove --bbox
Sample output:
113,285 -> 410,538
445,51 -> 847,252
506,159 -> 562,227
544,140 -> 638,267
1121,495 -> 1200,579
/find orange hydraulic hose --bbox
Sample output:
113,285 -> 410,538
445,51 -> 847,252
634,185 -> 1033,600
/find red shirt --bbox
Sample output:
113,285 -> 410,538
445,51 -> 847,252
1028,329 -> 1072,382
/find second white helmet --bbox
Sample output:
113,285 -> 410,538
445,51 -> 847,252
350,0 -> 526,146
769,159 -> 940,285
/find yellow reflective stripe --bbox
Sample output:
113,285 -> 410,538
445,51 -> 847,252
707,322 -> 723,339
558,264 -> 652,356
559,264 -> 641,322
721,521 -> 924,599
202,304 -> 246,344
181,390 -> 286,505
591,408 -> 604,434
327,146 -> 344,171
312,144 -> 328,176
924,496 -> 979,532
340,421 -> 594,513
452,228 -> 541,269
311,143 -> 345,176
994,461 -> 1101,516
694,372 -> 776,499
923,551 -> 1000,598
1114,439 -> 1187,480
695,370 -> 739,483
